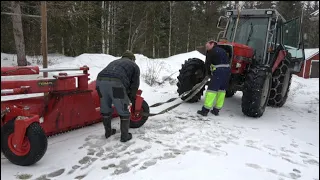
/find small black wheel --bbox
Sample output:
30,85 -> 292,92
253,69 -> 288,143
1,118 -> 48,166
130,100 -> 150,128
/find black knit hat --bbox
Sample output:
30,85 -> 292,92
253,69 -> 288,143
122,50 -> 136,61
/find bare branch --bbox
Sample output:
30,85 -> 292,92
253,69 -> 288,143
1,12 -> 41,18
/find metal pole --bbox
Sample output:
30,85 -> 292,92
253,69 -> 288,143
41,1 -> 48,78
301,9 -> 307,78
232,6 -> 241,43
39,67 -> 85,72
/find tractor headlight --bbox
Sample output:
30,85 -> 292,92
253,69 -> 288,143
226,11 -> 232,16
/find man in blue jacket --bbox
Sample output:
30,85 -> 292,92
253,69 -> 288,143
197,40 -> 231,116
96,50 -> 140,142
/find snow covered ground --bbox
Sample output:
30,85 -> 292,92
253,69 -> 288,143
1,52 -> 319,180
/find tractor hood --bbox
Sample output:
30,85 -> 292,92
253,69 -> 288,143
218,41 -> 254,59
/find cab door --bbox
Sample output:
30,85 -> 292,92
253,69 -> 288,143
282,16 -> 305,73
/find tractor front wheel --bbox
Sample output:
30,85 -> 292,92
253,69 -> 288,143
130,100 -> 150,128
1,118 -> 48,166
242,65 -> 272,118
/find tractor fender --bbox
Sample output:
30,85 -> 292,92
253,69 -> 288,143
270,45 -> 289,73
272,50 -> 287,73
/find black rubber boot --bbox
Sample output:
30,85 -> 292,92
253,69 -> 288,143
197,107 -> 209,116
120,117 -> 132,142
210,108 -> 220,116
102,116 -> 116,139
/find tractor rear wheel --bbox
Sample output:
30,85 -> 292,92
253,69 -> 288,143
1,118 -> 48,166
242,65 -> 272,118
268,57 -> 292,107
177,58 -> 206,103
130,100 -> 150,128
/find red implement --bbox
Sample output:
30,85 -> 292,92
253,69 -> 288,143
1,65 -> 149,166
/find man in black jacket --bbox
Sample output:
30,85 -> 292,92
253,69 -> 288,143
96,50 -> 140,142
197,40 -> 231,116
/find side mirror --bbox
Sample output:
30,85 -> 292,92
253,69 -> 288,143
217,16 -> 228,30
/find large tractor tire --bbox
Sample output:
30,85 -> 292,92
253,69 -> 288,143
268,56 -> 292,107
130,100 -> 150,128
242,65 -> 272,118
177,58 -> 206,103
1,118 -> 48,166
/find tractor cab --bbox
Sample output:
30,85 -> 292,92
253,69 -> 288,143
217,9 -> 305,74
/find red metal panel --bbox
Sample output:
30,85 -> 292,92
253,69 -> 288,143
41,91 -> 102,136
218,41 -> 254,74
1,78 -> 76,95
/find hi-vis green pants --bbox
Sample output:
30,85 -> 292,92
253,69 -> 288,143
202,65 -> 231,111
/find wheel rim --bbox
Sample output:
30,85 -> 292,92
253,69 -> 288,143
130,108 -> 144,122
7,134 -> 31,156
260,76 -> 271,107
281,71 -> 290,97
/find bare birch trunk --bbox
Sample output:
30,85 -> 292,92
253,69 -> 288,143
168,1 -> 172,57
101,1 -> 105,53
187,16 -> 191,52
106,1 -> 111,54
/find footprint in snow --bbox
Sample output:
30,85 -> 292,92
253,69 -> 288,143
111,157 -> 138,175
101,163 -> 116,170
245,163 -> 262,169
266,168 -> 278,175
67,165 -> 81,175
303,159 -> 319,166
74,174 -> 87,179
87,148 -> 96,156
15,174 -> 33,180
132,145 -> 151,154
290,143 -> 299,148
47,168 -> 65,178
78,156 -> 92,164
300,151 -> 313,156
280,147 -> 296,154
95,149 -> 105,157
139,159 -> 158,170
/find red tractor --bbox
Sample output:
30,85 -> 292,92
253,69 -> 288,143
177,9 -> 306,117
1,66 -> 150,166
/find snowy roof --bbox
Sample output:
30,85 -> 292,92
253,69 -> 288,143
310,9 -> 319,16
305,48 -> 319,61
